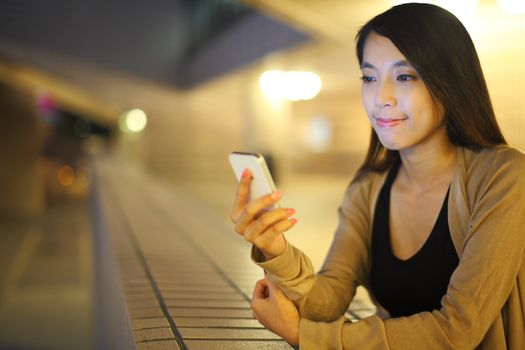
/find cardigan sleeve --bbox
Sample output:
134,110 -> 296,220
299,148 -> 525,349
254,174 -> 376,322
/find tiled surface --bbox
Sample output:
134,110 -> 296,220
183,340 -> 293,350
179,327 -> 281,340
134,327 -> 175,342
94,156 -> 376,349
136,340 -> 182,350
94,156 -> 287,349
133,317 -> 171,330
172,318 -> 262,328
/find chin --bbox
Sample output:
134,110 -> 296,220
377,136 -> 403,151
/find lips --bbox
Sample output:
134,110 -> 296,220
374,117 -> 407,128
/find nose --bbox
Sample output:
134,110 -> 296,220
374,79 -> 396,108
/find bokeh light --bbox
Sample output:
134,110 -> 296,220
119,108 -> 148,133
497,0 -> 525,16
259,70 -> 322,101
57,165 -> 75,187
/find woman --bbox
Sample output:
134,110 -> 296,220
231,3 -> 525,349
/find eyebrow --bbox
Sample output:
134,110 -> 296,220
360,60 -> 412,69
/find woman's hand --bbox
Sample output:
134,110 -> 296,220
230,169 -> 297,259
251,276 -> 300,347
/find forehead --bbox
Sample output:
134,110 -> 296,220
362,33 -> 408,65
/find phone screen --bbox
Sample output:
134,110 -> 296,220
229,152 -> 279,208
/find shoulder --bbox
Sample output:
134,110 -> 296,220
460,145 -> 525,203
449,146 -> 525,249
341,170 -> 387,216
464,144 -> 525,167
347,170 -> 385,199
462,145 -> 525,180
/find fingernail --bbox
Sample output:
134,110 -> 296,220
291,218 -> 298,224
286,208 -> 295,215
271,191 -> 282,200
242,169 -> 250,178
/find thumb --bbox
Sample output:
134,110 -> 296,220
252,279 -> 269,300
264,276 -> 284,297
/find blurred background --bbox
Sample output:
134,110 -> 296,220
0,0 -> 524,349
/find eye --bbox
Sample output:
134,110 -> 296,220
360,75 -> 376,83
397,74 -> 416,82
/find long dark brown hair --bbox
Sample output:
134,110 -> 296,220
354,3 -> 506,179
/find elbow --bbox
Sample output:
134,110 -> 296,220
299,296 -> 348,322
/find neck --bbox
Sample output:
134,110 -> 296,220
398,133 -> 457,192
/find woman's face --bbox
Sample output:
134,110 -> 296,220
360,33 -> 446,152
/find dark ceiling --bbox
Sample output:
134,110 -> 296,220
0,0 -> 310,88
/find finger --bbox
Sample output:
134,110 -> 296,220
243,208 -> 295,241
265,277 -> 283,297
264,278 -> 292,305
231,169 -> 252,223
252,279 -> 269,300
269,217 -> 298,234
234,191 -> 283,234
251,279 -> 269,320
248,217 -> 297,246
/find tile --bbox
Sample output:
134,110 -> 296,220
132,317 -> 170,330
157,266 -> 217,273
119,266 -> 148,274
183,340 -> 293,350
129,307 -> 165,318
121,273 -> 149,281
124,285 -> 156,293
127,299 -> 161,309
165,299 -> 249,308
161,286 -> 238,294
162,291 -> 245,300
157,279 -> 229,287
154,273 -> 221,279
126,291 -> 158,300
169,307 -> 253,318
173,318 -> 262,328
136,340 -> 181,350
134,327 -> 174,342
179,327 -> 281,340
157,281 -> 230,288
147,259 -> 209,265
124,280 -> 152,287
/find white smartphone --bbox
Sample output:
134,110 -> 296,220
228,151 -> 280,208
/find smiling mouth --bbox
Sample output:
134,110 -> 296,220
374,117 -> 407,128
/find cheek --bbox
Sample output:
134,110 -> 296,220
431,102 -> 446,126
405,87 -> 440,119
411,96 -> 443,127
361,87 -> 375,117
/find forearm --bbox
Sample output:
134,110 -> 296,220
298,313 -> 454,350
252,240 -> 316,301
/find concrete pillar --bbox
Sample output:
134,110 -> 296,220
0,83 -> 49,218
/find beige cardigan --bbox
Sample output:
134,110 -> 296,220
255,146 -> 525,349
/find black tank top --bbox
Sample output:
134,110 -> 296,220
370,161 -> 459,317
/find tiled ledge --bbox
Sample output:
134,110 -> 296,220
91,155 -> 375,350
91,155 -> 293,350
